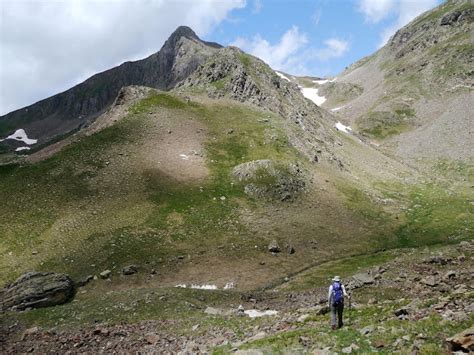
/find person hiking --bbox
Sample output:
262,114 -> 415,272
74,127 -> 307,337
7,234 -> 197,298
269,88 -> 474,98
328,276 -> 350,330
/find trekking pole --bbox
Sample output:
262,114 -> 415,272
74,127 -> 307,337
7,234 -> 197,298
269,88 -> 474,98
348,295 -> 352,326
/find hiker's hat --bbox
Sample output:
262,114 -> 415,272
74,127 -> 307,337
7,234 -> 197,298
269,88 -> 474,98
332,276 -> 341,282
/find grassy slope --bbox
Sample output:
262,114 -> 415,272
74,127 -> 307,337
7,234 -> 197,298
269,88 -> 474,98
0,91 -> 472,338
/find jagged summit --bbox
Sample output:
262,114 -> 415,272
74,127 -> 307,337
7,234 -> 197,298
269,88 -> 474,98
0,26 -> 219,149
169,25 -> 199,40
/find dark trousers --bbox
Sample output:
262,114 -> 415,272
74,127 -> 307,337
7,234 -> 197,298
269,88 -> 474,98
330,302 -> 344,328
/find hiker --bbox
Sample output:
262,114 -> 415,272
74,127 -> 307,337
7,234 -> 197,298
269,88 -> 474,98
328,276 -> 350,330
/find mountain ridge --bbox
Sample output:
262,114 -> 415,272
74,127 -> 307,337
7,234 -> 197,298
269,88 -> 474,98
0,5 -> 473,353
316,0 -> 473,165
0,26 -> 219,148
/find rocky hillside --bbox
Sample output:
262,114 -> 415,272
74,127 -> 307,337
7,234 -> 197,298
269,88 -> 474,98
0,26 -> 219,149
0,15 -> 472,354
178,46 -> 341,163
317,0 -> 473,165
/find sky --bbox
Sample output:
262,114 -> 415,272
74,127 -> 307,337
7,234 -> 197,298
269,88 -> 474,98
0,0 -> 441,115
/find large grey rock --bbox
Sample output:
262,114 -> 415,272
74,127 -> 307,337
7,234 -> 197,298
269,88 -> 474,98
421,276 -> 438,287
0,271 -> 75,311
350,272 -> 375,289
122,265 -> 138,275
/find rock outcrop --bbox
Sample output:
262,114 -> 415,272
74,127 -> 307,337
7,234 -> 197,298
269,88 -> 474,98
0,271 -> 75,311
179,46 -> 342,162
232,160 -> 306,201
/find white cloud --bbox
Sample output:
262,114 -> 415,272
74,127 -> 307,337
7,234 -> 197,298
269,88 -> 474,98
231,27 -> 349,76
232,26 -> 308,72
252,0 -> 263,14
0,0 -> 245,115
314,38 -> 350,61
358,0 -> 396,23
357,0 -> 439,47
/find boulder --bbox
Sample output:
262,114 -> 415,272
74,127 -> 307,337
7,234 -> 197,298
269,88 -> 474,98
145,333 -> 159,345
122,265 -> 138,275
359,325 -> 374,335
99,270 -> 112,279
394,307 -> 409,317
342,343 -> 359,353
204,306 -> 221,315
268,240 -> 281,253
317,305 -> 330,315
446,327 -> 474,352
421,276 -> 438,287
350,272 -> 375,289
0,271 -> 75,311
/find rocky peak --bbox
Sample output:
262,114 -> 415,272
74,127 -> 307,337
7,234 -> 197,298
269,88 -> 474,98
0,26 -> 219,148
160,26 -> 200,52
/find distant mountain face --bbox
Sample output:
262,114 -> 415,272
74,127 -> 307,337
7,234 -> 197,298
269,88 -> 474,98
0,26 -> 220,149
318,0 -> 473,164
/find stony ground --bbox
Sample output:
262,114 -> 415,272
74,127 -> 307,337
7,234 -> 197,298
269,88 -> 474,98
1,239 -> 472,354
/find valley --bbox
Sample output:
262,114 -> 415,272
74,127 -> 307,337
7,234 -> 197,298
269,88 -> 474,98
0,0 -> 472,353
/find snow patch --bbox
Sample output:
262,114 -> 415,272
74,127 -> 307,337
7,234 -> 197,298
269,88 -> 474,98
175,282 -> 235,290
301,88 -> 326,106
190,284 -> 218,290
331,106 -> 345,112
224,282 -> 234,290
179,154 -> 190,160
275,71 -> 291,82
330,77 -> 338,82
244,309 -> 278,318
313,79 -> 329,85
0,129 -> 37,145
335,121 -> 352,133
15,146 -> 31,152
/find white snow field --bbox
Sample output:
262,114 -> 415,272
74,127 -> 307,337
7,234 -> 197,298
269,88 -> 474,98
0,129 -> 37,145
300,87 -> 327,106
275,71 -> 291,82
313,79 -> 329,85
335,121 -> 352,133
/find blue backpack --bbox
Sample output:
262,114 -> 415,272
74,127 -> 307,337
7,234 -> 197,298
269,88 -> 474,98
332,281 -> 344,305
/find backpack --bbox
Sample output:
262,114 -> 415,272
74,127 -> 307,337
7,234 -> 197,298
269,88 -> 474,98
332,281 -> 344,305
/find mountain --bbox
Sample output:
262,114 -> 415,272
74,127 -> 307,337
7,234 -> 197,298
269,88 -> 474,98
315,0 -> 473,165
0,26 -> 220,148
1,8 -> 473,354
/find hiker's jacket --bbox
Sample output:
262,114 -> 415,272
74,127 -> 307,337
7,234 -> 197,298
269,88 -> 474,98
328,283 -> 348,306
